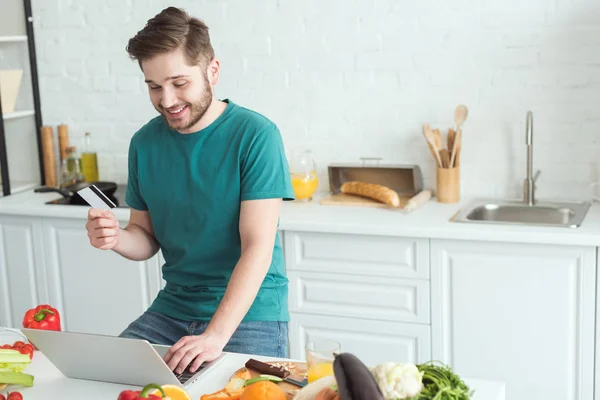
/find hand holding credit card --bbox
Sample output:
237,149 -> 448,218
80,185 -> 120,250
77,184 -> 116,210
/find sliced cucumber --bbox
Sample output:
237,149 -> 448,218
260,374 -> 283,382
244,374 -> 284,386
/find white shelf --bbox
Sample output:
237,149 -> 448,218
3,110 -> 35,120
0,180 -> 38,197
0,36 -> 27,43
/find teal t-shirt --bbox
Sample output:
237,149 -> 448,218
125,99 -> 295,322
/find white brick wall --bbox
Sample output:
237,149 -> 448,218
31,0 -> 600,200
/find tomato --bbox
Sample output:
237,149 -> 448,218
12,341 -> 25,349
17,344 -> 34,360
7,392 -> 23,400
0,394 -> 5,400
0,344 -> 12,349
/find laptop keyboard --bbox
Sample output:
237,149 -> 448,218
175,365 -> 205,384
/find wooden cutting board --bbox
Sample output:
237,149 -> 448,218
231,360 -> 307,399
320,193 -> 413,209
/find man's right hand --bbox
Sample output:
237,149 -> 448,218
86,208 -> 121,250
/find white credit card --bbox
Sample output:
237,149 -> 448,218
77,185 -> 116,210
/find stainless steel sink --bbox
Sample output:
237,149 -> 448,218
451,111 -> 592,228
451,199 -> 591,228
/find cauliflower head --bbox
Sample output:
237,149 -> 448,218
370,362 -> 424,400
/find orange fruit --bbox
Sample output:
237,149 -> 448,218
149,384 -> 192,400
240,381 -> 286,400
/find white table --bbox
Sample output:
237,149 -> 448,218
3,350 -> 504,399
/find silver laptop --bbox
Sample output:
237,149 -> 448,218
21,328 -> 226,388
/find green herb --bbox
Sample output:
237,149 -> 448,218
411,361 -> 472,400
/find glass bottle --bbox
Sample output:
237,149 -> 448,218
59,159 -> 74,188
289,149 -> 319,202
81,132 -> 99,182
72,158 -> 85,184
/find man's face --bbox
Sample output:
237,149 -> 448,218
142,48 -> 212,133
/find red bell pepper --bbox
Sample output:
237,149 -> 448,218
117,383 -> 166,400
22,304 -> 61,331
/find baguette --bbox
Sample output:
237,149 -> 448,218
340,181 -> 401,207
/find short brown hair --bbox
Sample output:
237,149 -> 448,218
126,7 -> 214,68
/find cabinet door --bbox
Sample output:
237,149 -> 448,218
284,231 -> 429,279
431,239 -> 595,400
290,313 -> 431,367
0,215 -> 47,328
41,217 -> 162,336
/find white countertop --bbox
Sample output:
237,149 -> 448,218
1,188 -> 600,246
7,348 -> 505,400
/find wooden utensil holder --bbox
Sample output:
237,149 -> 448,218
436,167 -> 460,203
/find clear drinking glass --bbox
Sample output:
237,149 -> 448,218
305,338 -> 341,383
289,149 -> 319,202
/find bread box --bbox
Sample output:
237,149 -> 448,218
320,157 -> 424,209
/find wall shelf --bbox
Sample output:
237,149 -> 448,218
3,110 -> 35,120
0,0 -> 44,197
0,35 -> 27,42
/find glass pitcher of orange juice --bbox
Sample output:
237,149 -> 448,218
305,338 -> 340,383
290,149 -> 319,201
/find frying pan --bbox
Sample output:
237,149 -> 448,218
35,181 -> 118,205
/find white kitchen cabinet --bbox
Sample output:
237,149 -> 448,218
0,215 -> 47,328
431,239 -> 596,400
41,217 -> 162,336
288,270 -> 430,324
289,313 -> 431,367
284,231 -> 429,279
284,230 -> 431,366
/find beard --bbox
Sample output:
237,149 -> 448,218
157,75 -> 213,132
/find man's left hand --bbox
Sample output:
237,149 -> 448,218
163,332 -> 227,374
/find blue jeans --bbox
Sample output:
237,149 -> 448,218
119,310 -> 289,358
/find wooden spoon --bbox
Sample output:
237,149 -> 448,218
422,124 -> 442,168
450,105 -> 468,168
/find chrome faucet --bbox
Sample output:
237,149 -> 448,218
523,111 -> 541,206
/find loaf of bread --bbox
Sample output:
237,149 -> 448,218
340,181 -> 401,207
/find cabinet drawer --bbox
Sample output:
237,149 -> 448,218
284,231 -> 429,279
289,271 -> 430,323
289,313 -> 431,366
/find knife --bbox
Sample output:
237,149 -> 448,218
245,358 -> 308,388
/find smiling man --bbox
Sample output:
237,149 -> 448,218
84,7 -> 294,374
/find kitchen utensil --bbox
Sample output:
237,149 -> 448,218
41,126 -> 57,187
423,124 -> 442,167
437,167 -> 460,203
245,359 -> 308,388
404,189 -> 432,211
34,181 -> 117,205
447,128 -> 456,154
58,124 -> 70,163
450,105 -> 468,167
432,128 -> 443,151
454,130 -> 462,166
440,149 -> 450,168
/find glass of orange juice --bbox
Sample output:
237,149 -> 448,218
290,149 -> 319,202
305,338 -> 341,383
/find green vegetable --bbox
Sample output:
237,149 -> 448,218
259,374 -> 283,382
244,374 -> 283,386
0,370 -> 34,386
0,352 -> 31,365
410,361 -> 472,400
